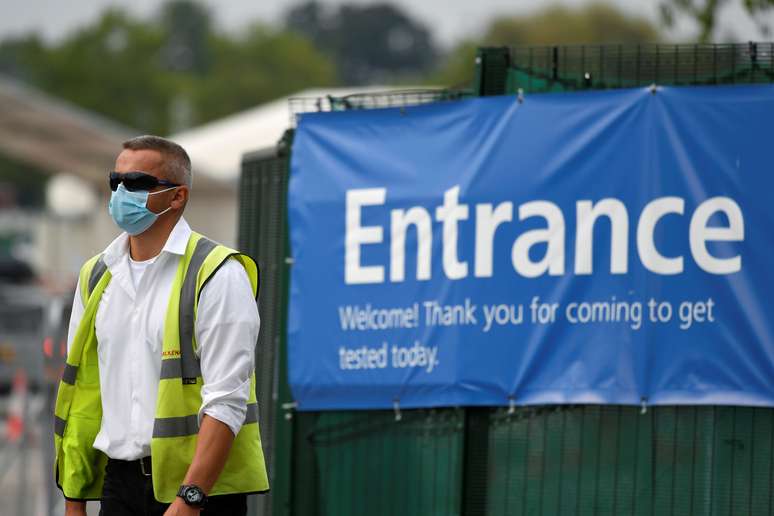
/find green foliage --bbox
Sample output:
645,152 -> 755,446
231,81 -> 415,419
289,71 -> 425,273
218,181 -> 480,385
0,1 -> 337,134
431,3 -> 661,89
193,26 -> 338,123
33,10 -> 171,133
485,3 -> 659,45
430,42 -> 478,89
160,0 -> 213,74
660,0 -> 774,43
286,1 -> 437,85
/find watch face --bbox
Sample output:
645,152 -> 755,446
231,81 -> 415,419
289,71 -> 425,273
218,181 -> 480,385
185,487 -> 202,504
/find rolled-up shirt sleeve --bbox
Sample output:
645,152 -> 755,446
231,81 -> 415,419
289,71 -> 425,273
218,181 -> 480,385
195,258 -> 260,436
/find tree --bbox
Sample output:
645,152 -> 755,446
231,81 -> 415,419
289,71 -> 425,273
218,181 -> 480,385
660,0 -> 774,43
0,3 -> 338,134
0,35 -> 47,83
484,3 -> 659,46
192,25 -> 338,123
432,3 -> 661,88
25,9 -> 171,133
159,0 -> 213,74
286,1 -> 437,84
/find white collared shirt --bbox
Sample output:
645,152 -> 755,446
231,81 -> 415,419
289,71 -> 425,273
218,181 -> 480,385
66,218 -> 260,460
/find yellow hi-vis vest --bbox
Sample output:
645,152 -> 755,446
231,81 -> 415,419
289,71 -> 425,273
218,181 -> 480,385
53,232 -> 269,502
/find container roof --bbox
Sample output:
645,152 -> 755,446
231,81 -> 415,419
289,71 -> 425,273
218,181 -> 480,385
170,87 -> 393,183
0,75 -> 229,194
0,75 -> 131,184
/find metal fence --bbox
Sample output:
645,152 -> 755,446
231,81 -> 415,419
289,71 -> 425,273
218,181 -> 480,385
239,43 -> 774,516
475,43 -> 774,96
287,89 -> 468,126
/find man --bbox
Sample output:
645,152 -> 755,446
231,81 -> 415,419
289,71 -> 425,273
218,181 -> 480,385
54,136 -> 269,516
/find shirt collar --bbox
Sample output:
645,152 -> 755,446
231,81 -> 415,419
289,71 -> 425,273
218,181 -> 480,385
103,217 -> 192,266
163,217 -> 192,256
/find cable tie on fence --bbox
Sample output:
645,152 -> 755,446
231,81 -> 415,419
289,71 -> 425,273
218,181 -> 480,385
285,257 -> 294,265
640,397 -> 648,415
517,88 -> 524,104
282,401 -> 298,421
393,399 -> 402,422
507,395 -> 516,415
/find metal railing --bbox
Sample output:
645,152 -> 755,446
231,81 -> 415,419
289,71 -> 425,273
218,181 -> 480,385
287,88 -> 469,126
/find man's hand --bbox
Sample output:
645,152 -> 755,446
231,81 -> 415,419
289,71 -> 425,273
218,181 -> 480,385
64,500 -> 87,516
163,497 -> 201,515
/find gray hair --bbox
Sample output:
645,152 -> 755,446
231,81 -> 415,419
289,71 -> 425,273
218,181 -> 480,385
122,135 -> 192,188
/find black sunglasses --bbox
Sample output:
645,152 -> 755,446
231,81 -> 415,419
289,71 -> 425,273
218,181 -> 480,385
109,171 -> 180,192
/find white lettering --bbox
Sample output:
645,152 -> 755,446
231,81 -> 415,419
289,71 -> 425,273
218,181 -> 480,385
342,188 -> 745,283
637,197 -> 684,275
435,186 -> 469,280
475,202 -> 513,277
345,188 -> 386,284
390,207 -> 432,281
575,199 -> 629,275
689,197 -> 744,274
511,201 -> 565,277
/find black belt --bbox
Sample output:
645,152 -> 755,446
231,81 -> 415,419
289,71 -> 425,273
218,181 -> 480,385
108,456 -> 153,477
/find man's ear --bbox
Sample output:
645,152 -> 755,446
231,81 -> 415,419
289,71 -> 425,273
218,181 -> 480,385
171,185 -> 189,210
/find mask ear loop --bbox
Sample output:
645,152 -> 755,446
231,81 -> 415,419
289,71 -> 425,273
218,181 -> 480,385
148,186 -> 179,216
147,186 -> 178,196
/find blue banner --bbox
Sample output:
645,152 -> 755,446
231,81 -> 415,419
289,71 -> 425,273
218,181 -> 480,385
287,85 -> 774,411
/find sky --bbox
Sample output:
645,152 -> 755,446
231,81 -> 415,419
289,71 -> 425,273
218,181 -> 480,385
0,0 -> 772,48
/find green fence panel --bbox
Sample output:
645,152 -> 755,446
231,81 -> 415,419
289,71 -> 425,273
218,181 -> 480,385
239,149 -> 293,516
457,405 -> 774,516
292,410 -> 464,516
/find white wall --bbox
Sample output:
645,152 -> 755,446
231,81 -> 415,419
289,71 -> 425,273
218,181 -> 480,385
184,191 -> 238,248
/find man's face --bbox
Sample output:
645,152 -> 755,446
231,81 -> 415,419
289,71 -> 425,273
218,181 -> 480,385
114,148 -> 179,215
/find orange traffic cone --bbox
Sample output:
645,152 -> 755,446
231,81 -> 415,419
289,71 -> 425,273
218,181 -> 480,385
5,369 -> 27,442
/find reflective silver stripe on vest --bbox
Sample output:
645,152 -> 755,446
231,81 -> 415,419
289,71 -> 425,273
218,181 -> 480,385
88,256 -> 108,297
153,414 -> 199,438
178,237 -> 218,381
54,416 -> 66,437
62,363 -> 78,385
152,403 -> 258,438
159,358 -> 183,380
244,402 -> 258,425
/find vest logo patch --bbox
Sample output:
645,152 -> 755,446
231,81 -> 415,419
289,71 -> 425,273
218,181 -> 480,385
162,350 -> 181,357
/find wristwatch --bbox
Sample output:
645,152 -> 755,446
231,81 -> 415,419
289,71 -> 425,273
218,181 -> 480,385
177,484 -> 208,508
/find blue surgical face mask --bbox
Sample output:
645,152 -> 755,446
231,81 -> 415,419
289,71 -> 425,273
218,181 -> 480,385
108,183 -> 176,235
